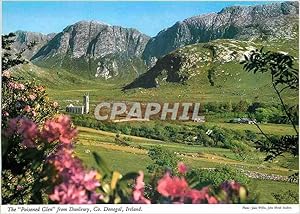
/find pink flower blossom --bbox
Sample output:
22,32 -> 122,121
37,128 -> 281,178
157,172 -> 189,198
49,183 -> 88,204
18,83 -> 25,90
3,111 -> 9,117
41,115 -> 77,144
48,145 -> 102,204
88,192 -> 102,204
5,117 -> 38,148
185,189 -> 206,203
28,94 -> 36,101
23,105 -> 31,112
177,162 -> 188,174
207,196 -> 218,204
5,118 -> 19,136
132,171 -> 151,204
220,181 -> 241,195
49,147 -> 79,172
82,171 -> 100,191
185,187 -> 218,204
7,82 -> 25,90
2,70 -> 11,78
32,111 -> 37,117
18,118 -> 38,148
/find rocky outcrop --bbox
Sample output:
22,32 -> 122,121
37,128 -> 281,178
11,31 -> 55,59
31,21 -> 150,79
142,1 -> 299,63
124,39 -> 259,89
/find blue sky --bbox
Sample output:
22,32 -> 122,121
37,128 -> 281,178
3,1 -> 275,36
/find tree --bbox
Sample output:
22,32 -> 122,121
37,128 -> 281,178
2,33 -> 37,71
241,48 -> 299,160
233,100 -> 250,112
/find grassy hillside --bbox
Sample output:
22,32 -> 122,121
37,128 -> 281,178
124,39 -> 298,103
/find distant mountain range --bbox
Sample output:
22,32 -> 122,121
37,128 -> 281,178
10,1 -> 299,82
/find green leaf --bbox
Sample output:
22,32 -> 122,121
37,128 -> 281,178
120,172 -> 139,181
92,152 -> 111,176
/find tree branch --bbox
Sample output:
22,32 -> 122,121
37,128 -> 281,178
272,75 -> 298,135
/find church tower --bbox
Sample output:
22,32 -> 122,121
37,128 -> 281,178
83,94 -> 89,114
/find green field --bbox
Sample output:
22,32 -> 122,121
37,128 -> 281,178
74,126 -> 298,204
13,60 -> 298,108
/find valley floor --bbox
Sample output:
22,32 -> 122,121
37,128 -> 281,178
74,126 -> 299,204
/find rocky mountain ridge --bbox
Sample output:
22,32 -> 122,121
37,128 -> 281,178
11,31 -> 56,59
10,2 -> 299,80
30,20 -> 150,79
142,1 -> 299,65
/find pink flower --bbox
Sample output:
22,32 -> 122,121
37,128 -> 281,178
49,183 -> 88,204
8,82 -> 25,90
88,192 -> 102,204
82,170 -> 100,191
48,145 -> 102,204
49,147 -> 78,172
18,83 -> 25,90
185,189 -> 206,203
29,94 -> 36,101
5,117 -> 38,148
41,115 -> 77,144
3,111 -> 9,117
32,111 -> 37,117
7,82 -> 16,89
221,181 -> 241,195
177,162 -> 188,174
157,172 -> 189,198
185,187 -> 218,204
132,171 -> 151,204
207,196 -> 218,204
2,70 -> 11,78
18,118 -> 38,148
23,105 -> 31,112
5,118 -> 19,136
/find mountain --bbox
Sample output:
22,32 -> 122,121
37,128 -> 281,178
124,37 -> 299,90
31,21 -> 150,79
11,31 -> 56,59
12,2 -> 299,81
142,1 -> 299,65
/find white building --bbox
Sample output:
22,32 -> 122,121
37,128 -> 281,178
66,94 -> 89,114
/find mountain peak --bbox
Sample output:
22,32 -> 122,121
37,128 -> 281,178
73,20 -> 110,26
142,1 -> 299,63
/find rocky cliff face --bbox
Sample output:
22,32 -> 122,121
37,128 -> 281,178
11,31 -> 55,59
31,21 -> 150,79
142,1 -> 299,64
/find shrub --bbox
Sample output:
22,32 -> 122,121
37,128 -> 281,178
272,190 -> 299,204
187,166 -> 251,189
